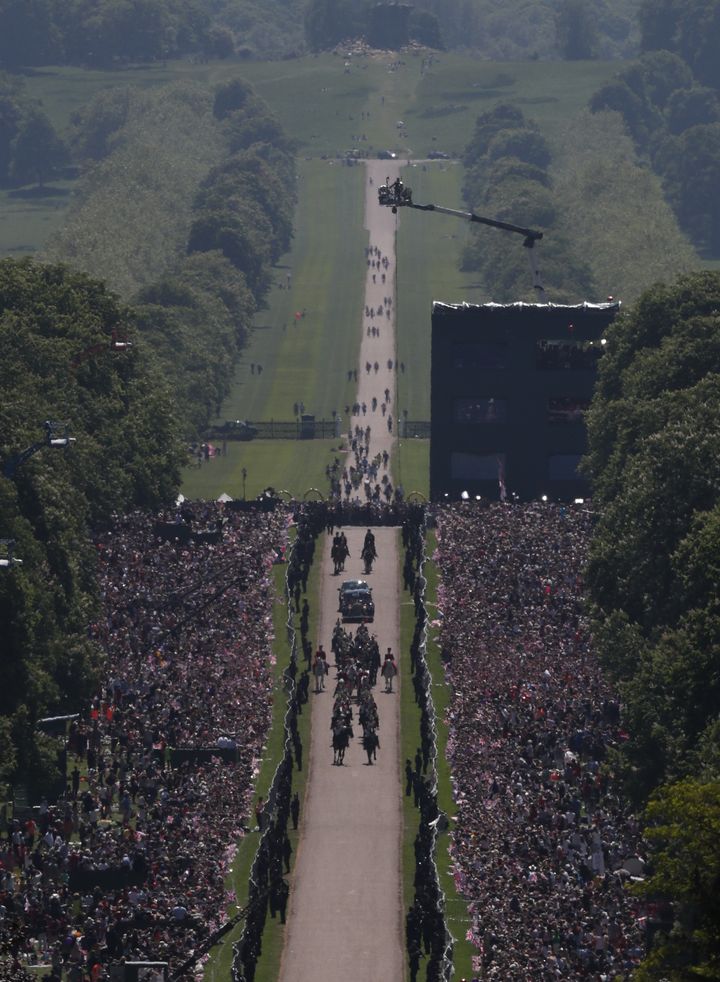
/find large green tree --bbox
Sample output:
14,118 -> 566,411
10,109 -> 67,185
640,0 -> 720,89
555,0 -> 598,58
585,272 -> 720,795
634,780 -> 720,980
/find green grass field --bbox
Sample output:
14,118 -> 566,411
215,159 -> 367,423
0,181 -> 76,256
422,532 -> 476,976
186,153 -> 465,501
181,438 -> 341,500
22,55 -> 620,159
394,438 -> 430,499
181,156 -> 367,500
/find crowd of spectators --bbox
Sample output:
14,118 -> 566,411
435,502 -> 646,980
1,503 -> 287,980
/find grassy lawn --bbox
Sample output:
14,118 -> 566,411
181,157 -> 367,501
394,438 -> 429,499
240,54 -> 619,158
215,159 -> 367,424
399,530 -> 420,979
22,55 -> 620,161
0,181 -> 77,256
181,438 -> 342,500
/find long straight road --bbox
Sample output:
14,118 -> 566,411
356,160 -> 403,467
277,528 -> 403,982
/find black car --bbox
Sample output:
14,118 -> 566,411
338,579 -> 375,621
216,420 -> 258,441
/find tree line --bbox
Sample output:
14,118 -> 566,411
43,77 -> 296,439
459,98 -> 698,304
0,0 -> 306,68
590,0 -> 720,254
584,271 -> 720,978
303,0 -> 640,58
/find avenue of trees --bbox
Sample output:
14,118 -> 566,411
551,109 -> 695,301
458,102 -> 693,304
44,77 -> 296,438
0,0 -> 306,67
584,271 -> 720,978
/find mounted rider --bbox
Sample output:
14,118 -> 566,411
361,528 -> 378,573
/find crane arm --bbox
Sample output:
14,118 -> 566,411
378,179 -> 546,298
409,201 -> 542,249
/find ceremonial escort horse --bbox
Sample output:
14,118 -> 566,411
331,533 -> 350,575
361,530 -> 378,575
332,722 -> 352,765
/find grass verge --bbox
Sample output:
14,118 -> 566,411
181,437 -> 342,501
394,438 -> 429,500
399,529 -> 421,973
399,529 -> 475,980
208,159 -> 367,425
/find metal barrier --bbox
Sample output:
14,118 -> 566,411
400,419 -> 431,439
232,522 -> 301,981
212,419 -> 342,440
405,510 -> 455,980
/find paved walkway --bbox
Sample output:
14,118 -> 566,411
355,160 -> 403,467
277,529 -> 403,982
278,163 -> 405,981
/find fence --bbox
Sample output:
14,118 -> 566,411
404,510 -> 454,981
212,419 -> 342,441
231,511 -> 313,982
400,419 -> 431,439
211,419 -> 431,440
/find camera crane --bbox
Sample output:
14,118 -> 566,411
378,176 -> 546,300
